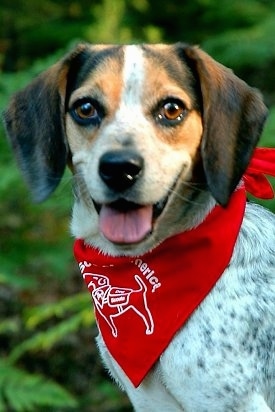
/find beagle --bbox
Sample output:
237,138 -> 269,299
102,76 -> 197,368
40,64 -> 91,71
3,43 -> 275,411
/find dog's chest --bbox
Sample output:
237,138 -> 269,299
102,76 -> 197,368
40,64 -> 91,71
96,203 -> 275,410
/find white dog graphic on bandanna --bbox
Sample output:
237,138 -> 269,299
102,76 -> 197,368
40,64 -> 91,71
84,273 -> 154,337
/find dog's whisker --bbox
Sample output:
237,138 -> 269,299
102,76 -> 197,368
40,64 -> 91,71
159,179 -> 206,206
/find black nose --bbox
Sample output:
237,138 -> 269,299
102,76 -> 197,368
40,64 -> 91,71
99,150 -> 144,191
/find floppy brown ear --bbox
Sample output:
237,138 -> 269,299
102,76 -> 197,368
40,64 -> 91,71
3,44 -> 89,202
178,44 -> 268,206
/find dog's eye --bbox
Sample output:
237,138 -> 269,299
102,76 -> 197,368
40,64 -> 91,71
162,102 -> 184,120
156,99 -> 187,126
76,102 -> 96,119
70,98 -> 103,126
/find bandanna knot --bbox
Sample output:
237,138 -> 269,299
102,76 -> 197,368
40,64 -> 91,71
244,147 -> 275,199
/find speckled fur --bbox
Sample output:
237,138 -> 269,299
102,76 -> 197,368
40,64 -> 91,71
3,43 -> 275,411
96,203 -> 275,411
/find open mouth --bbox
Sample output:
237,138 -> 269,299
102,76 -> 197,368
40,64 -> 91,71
95,196 -> 169,245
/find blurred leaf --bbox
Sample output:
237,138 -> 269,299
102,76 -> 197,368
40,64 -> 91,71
0,359 -> 77,411
203,14 -> 275,70
25,292 -> 92,329
0,316 -> 20,334
9,308 -> 94,363
261,107 -> 275,148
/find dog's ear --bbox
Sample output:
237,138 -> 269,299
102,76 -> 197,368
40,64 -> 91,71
3,44 -> 89,202
178,45 -> 268,206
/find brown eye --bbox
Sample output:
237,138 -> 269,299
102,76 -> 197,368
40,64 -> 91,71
70,98 -> 104,126
161,102 -> 184,120
75,101 -> 96,119
156,99 -> 187,126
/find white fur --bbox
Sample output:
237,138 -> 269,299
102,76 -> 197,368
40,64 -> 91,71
120,45 -> 145,108
96,202 -> 275,411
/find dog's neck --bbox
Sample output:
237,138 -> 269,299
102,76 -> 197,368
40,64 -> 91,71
74,186 -> 246,386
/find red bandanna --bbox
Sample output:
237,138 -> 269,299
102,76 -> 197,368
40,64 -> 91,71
244,147 -> 275,199
73,147 -> 275,387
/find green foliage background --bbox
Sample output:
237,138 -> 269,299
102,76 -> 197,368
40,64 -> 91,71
0,1 -> 275,410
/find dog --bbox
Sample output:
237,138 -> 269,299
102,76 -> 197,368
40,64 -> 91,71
83,272 -> 154,337
3,43 -> 275,411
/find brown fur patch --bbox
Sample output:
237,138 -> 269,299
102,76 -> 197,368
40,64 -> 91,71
140,47 -> 203,156
65,50 -> 125,152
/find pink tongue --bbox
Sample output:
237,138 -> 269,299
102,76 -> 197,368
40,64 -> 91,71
99,204 -> 153,244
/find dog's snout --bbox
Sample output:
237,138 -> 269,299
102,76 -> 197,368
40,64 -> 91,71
99,150 -> 144,191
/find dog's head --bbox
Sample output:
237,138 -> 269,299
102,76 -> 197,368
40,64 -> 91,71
3,43 -> 267,255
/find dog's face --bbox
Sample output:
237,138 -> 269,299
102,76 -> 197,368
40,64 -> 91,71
66,45 -> 204,254
3,43 -> 267,256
